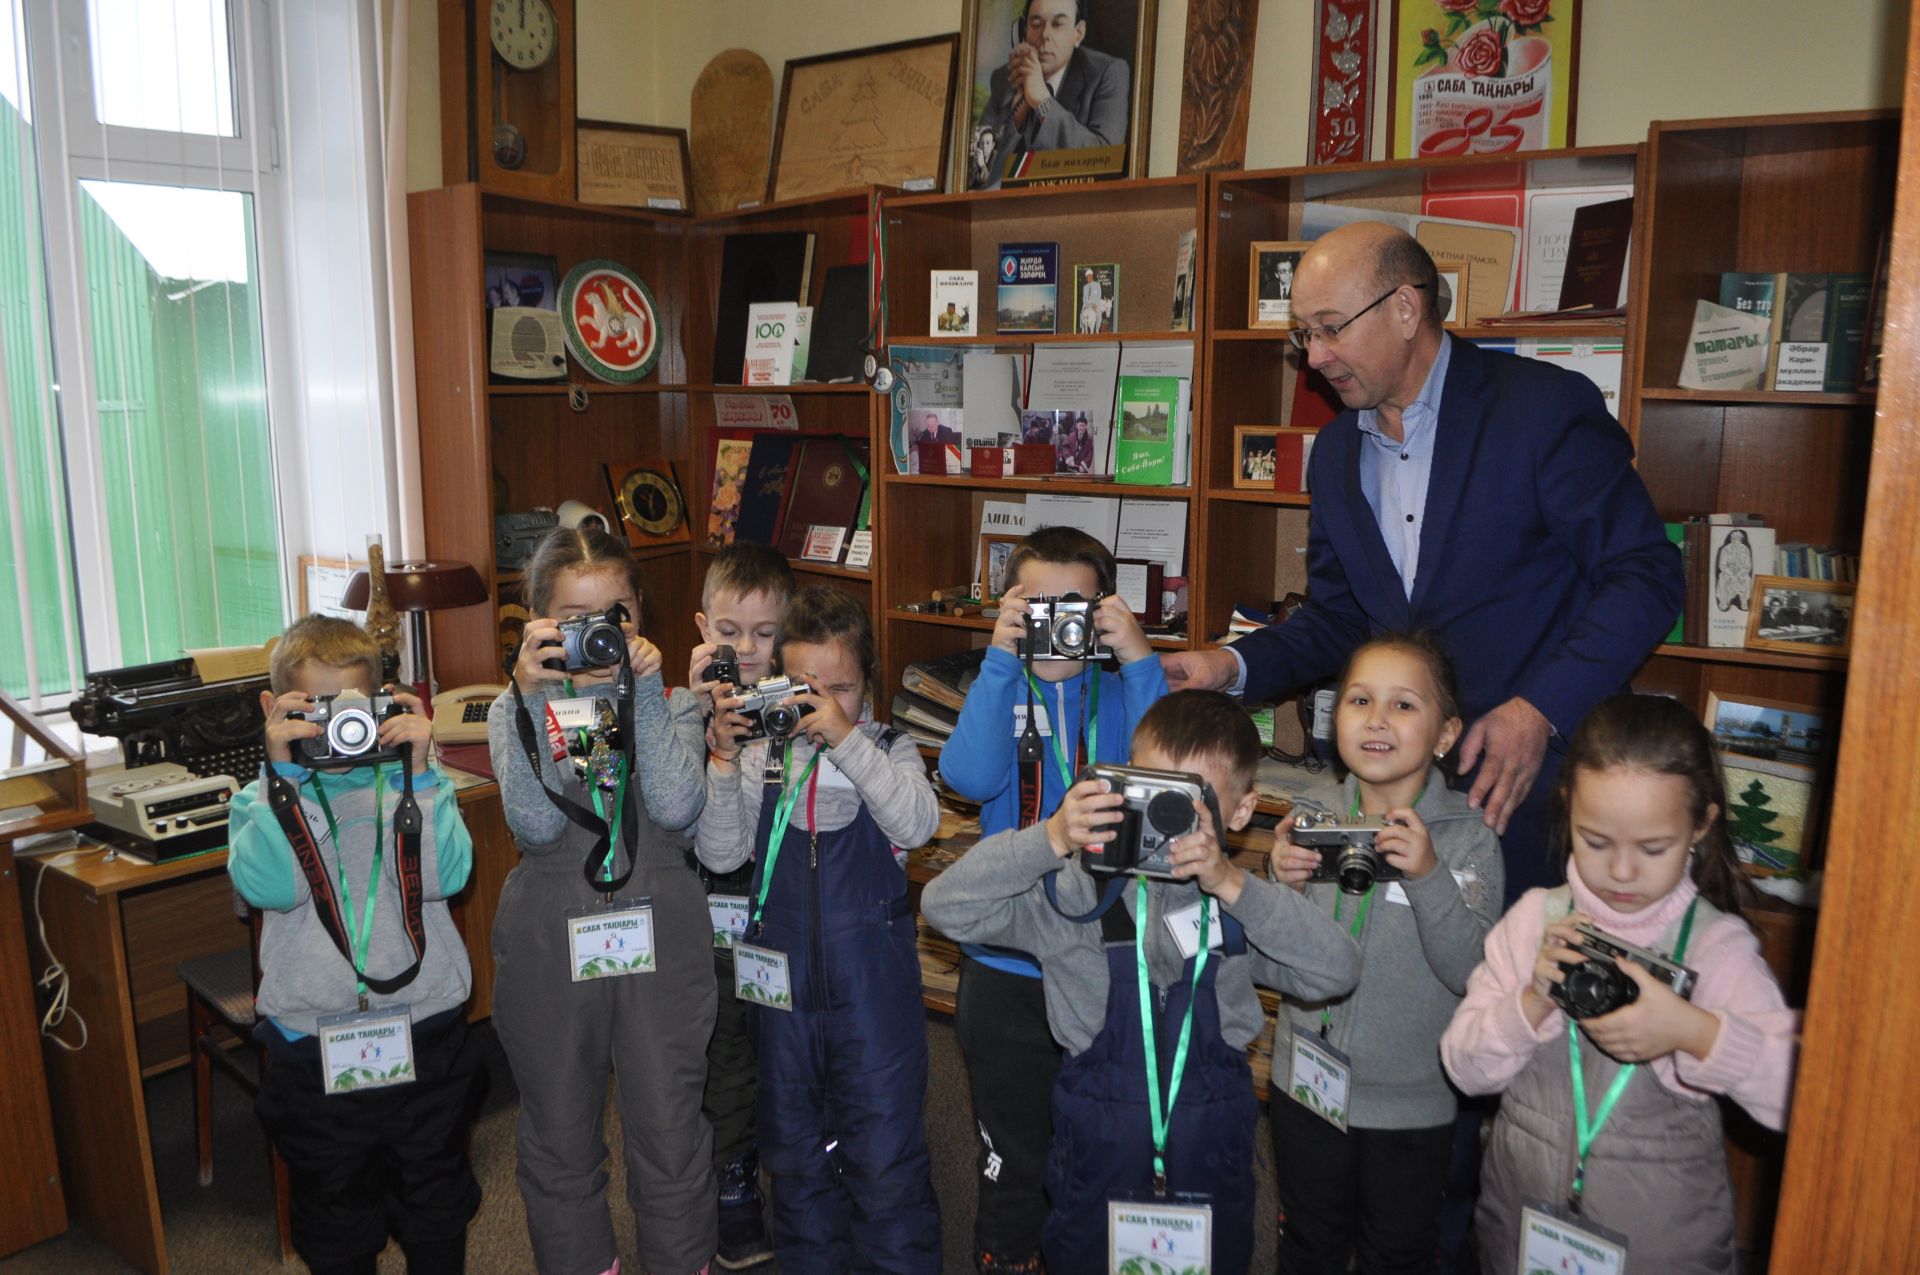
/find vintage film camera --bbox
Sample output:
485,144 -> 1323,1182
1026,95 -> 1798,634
1077,763 -> 1223,882
1290,811 -> 1404,896
541,602 -> 631,673
294,691 -> 406,767
735,675 -> 815,742
1551,922 -> 1699,1019
1018,592 -> 1108,662
702,644 -> 741,688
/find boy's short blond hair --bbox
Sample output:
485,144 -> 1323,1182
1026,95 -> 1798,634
701,541 -> 796,612
269,615 -> 383,694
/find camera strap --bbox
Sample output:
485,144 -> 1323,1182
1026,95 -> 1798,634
1042,868 -> 1127,922
265,756 -> 426,1002
1564,896 -> 1699,1213
1137,874 -> 1208,1195
751,738 -> 824,930
510,675 -> 640,895
1018,667 -> 1097,828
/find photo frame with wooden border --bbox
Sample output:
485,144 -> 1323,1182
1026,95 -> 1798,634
980,532 -> 1024,601
1385,0 -> 1581,160
1232,426 -> 1275,489
1438,262 -> 1469,327
1248,241 -> 1310,329
1745,575 -> 1855,658
769,35 -> 960,204
1705,692 -> 1829,877
575,120 -> 693,211
953,0 -> 1158,191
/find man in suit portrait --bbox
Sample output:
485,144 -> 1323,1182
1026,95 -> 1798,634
969,0 -> 1131,190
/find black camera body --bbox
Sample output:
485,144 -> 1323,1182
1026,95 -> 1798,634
294,692 -> 405,768
1291,811 -> 1404,896
702,644 -> 741,688
1551,921 -> 1698,1019
736,675 -> 815,741
1019,593 -> 1108,662
1077,763 -> 1222,881
542,602 -> 631,673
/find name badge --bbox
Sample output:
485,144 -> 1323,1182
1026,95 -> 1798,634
566,903 -> 656,981
734,942 -> 794,1011
1288,1023 -> 1353,1132
316,1010 -> 414,1095
1163,899 -> 1224,960
1383,869 -> 1474,906
709,894 -> 750,950
1108,1192 -> 1213,1272
1012,703 -> 1053,737
817,752 -> 857,791
1519,1200 -> 1628,1273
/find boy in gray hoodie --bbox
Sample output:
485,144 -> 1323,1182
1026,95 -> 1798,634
923,690 -> 1362,1273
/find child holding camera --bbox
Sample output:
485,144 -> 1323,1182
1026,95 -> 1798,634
697,586 -> 942,1273
678,543 -> 793,1269
229,615 -> 481,1274
485,527 -> 715,1275
937,524 -> 1168,1274
1441,694 -> 1797,1272
924,691 -> 1362,1273
1265,633 -> 1503,1274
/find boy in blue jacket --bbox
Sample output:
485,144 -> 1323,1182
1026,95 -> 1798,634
938,525 -> 1168,1273
228,616 -> 480,1275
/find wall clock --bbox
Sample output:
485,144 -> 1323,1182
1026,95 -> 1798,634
604,460 -> 690,547
449,0 -> 576,200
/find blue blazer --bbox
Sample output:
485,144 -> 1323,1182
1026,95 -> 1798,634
1234,338 -> 1683,735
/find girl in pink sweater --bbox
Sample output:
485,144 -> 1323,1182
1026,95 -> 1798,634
1440,694 -> 1796,1274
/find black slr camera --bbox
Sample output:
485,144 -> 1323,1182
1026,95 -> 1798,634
1551,921 -> 1698,1019
735,675 -> 815,741
702,644 -> 741,688
542,602 -> 631,673
1077,763 -> 1222,881
1291,811 -> 1404,896
294,691 -> 405,767
1019,593 -> 1107,662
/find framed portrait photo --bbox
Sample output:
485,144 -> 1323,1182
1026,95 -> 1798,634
1437,262 -> 1469,327
1704,692 -> 1827,877
954,0 -> 1159,191
981,533 -> 1025,601
768,35 -> 960,204
575,121 -> 692,211
1248,241 -> 1310,329
1746,576 -> 1855,658
1387,0 -> 1581,160
1232,426 -> 1275,489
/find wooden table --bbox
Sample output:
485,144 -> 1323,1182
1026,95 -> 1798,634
23,782 -> 514,1275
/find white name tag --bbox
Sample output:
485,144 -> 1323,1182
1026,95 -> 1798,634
1519,1201 -> 1628,1273
709,895 -> 750,950
1163,899 -> 1224,960
566,905 -> 656,981
734,942 -> 794,1011
1108,1194 -> 1213,1272
1288,1024 -> 1352,1132
1012,703 -> 1053,736
317,1011 -> 414,1094
547,696 -> 600,731
1383,869 -> 1474,907
817,752 -> 857,791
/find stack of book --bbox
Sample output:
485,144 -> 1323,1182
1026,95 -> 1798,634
1775,544 -> 1859,582
704,432 -> 871,564
1713,271 -> 1873,392
1675,513 -> 1774,648
892,647 -> 985,750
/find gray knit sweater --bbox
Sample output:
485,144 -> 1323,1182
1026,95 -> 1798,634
922,822 -> 1363,1055
1279,769 -> 1504,1129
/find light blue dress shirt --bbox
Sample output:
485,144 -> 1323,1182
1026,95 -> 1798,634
1357,335 -> 1452,599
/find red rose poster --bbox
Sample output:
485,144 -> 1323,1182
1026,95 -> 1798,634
1388,0 -> 1580,159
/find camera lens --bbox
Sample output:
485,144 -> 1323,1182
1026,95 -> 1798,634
1336,845 -> 1380,895
581,621 -> 625,668
764,704 -> 799,737
1054,614 -> 1089,657
1559,960 -> 1637,1019
328,708 -> 377,756
1146,791 -> 1195,838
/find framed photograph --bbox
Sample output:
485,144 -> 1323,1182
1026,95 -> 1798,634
954,0 -> 1158,191
484,251 -> 558,312
1073,262 -> 1119,333
1387,0 -> 1581,160
1704,693 -> 1828,769
1248,241 -> 1310,328
1746,576 -> 1855,658
1233,426 -> 1275,489
1437,262 -> 1469,327
575,121 -> 692,211
768,35 -> 960,204
981,533 -> 1024,601
1706,693 -> 1829,877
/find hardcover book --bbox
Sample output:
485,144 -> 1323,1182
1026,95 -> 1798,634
713,231 -> 816,386
1677,300 -> 1771,392
776,437 -> 870,560
1822,272 -> 1872,392
808,264 -> 869,383
1073,263 -> 1118,334
733,433 -> 800,548
743,302 -> 798,385
996,242 -> 1059,335
1114,376 -> 1180,485
931,270 -> 979,336
1556,197 -> 1634,312
1170,230 -> 1197,332
705,435 -> 754,547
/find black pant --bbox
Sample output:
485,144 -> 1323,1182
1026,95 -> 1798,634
255,1010 -> 484,1274
1272,1096 -> 1454,1275
954,955 -> 1061,1258
701,861 -> 759,1171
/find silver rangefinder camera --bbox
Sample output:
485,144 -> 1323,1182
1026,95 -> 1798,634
1291,810 -> 1404,896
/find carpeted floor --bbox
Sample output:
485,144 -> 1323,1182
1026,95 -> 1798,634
0,1016 -> 1281,1274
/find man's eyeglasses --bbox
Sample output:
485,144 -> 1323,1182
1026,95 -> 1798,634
1287,283 -> 1426,351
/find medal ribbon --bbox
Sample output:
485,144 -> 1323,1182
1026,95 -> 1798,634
751,738 -> 824,929
1136,875 -> 1209,1193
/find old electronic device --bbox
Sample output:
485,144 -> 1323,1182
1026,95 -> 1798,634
293,692 -> 407,768
1551,921 -> 1699,1019
432,685 -> 507,745
1019,592 -> 1108,662
84,763 -> 238,860
702,645 -> 741,688
71,658 -> 268,780
1292,811 -> 1404,896
490,305 -> 569,380
735,675 -> 814,741
540,603 -> 631,673
1077,763 -> 1222,882
494,509 -> 560,571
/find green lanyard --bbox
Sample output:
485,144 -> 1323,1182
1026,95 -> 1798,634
1024,667 -> 1098,793
1566,896 -> 1699,1212
1319,885 -> 1375,1038
588,753 -> 630,883
751,739 -> 823,929
308,768 -> 386,1005
1136,876 -> 1210,1193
